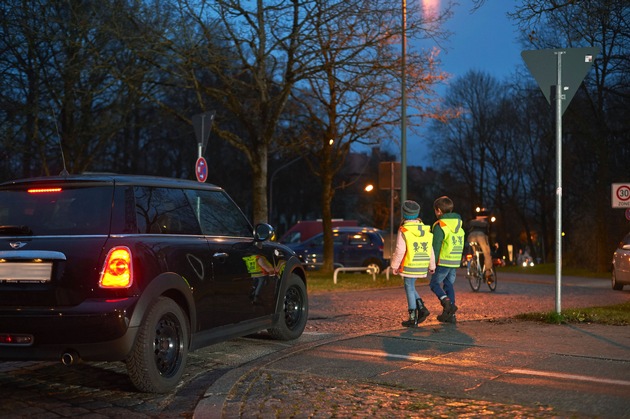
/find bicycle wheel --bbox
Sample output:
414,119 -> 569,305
487,267 -> 497,292
468,259 -> 482,292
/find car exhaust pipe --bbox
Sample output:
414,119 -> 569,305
61,351 -> 79,366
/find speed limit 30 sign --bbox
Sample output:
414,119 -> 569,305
612,183 -> 630,208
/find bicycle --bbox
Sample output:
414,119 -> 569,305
466,241 -> 497,292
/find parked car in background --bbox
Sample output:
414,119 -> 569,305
0,174 -> 308,393
279,219 -> 358,245
612,231 -> 630,290
286,226 -> 388,274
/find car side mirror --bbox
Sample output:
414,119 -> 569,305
254,223 -> 274,242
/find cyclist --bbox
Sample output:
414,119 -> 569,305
467,210 -> 493,282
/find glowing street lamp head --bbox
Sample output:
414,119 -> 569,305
422,0 -> 441,17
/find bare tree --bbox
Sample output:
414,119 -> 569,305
428,70 -> 556,261
502,80 -> 556,263
512,0 -> 630,271
280,0 -> 450,272
0,0 -> 150,177
112,0 -> 322,224
430,71 -> 504,208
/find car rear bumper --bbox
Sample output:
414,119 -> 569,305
0,297 -> 139,362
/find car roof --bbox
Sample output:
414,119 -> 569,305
1,173 -> 223,191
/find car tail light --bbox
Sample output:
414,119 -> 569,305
0,334 -> 33,345
99,246 -> 133,288
27,187 -> 62,193
466,254 -> 473,261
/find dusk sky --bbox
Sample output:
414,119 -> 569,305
406,0 -> 524,167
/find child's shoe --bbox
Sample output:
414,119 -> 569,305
437,297 -> 457,322
415,298 -> 430,324
401,309 -> 417,327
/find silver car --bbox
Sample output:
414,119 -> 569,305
612,231 -> 630,290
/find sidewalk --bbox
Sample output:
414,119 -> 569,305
194,319 -> 630,418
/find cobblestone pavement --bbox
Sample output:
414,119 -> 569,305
221,369 -> 578,418
0,355 -> 226,418
196,274 -> 629,418
1,273 -> 628,418
305,273 -> 627,336
200,322 -> 621,419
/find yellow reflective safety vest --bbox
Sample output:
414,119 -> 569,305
435,218 -> 465,268
400,222 -> 433,276
243,255 -> 269,277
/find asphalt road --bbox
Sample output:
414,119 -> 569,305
1,271 -> 629,418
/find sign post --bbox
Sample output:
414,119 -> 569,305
522,47 -> 599,314
192,111 -> 215,182
379,162 -> 401,261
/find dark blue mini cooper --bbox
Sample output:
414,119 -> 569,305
0,174 -> 308,392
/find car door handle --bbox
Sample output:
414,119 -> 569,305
213,252 -> 228,262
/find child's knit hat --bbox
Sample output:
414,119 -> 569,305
402,200 -> 420,219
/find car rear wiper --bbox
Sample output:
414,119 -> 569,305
0,225 -> 33,236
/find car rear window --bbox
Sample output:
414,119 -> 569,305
0,186 -> 112,235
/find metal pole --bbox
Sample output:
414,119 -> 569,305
401,0 -> 407,203
554,51 -> 565,314
196,114 -> 205,221
198,114 -> 205,160
390,162 -> 395,259
196,120 -> 202,222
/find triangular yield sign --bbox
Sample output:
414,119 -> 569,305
521,47 -> 599,115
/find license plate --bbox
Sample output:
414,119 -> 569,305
0,262 -> 53,283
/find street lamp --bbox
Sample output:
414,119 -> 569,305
401,0 -> 407,203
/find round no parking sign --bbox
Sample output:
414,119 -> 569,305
195,157 -> 208,183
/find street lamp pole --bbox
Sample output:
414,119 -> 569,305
401,0 -> 407,203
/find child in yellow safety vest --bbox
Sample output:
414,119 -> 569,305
390,200 -> 436,327
430,196 -> 465,323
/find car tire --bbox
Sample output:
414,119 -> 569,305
126,296 -> 189,393
268,273 -> 308,341
612,269 -> 624,291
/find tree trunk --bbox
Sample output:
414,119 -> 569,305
320,168 -> 335,273
251,143 -> 269,225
